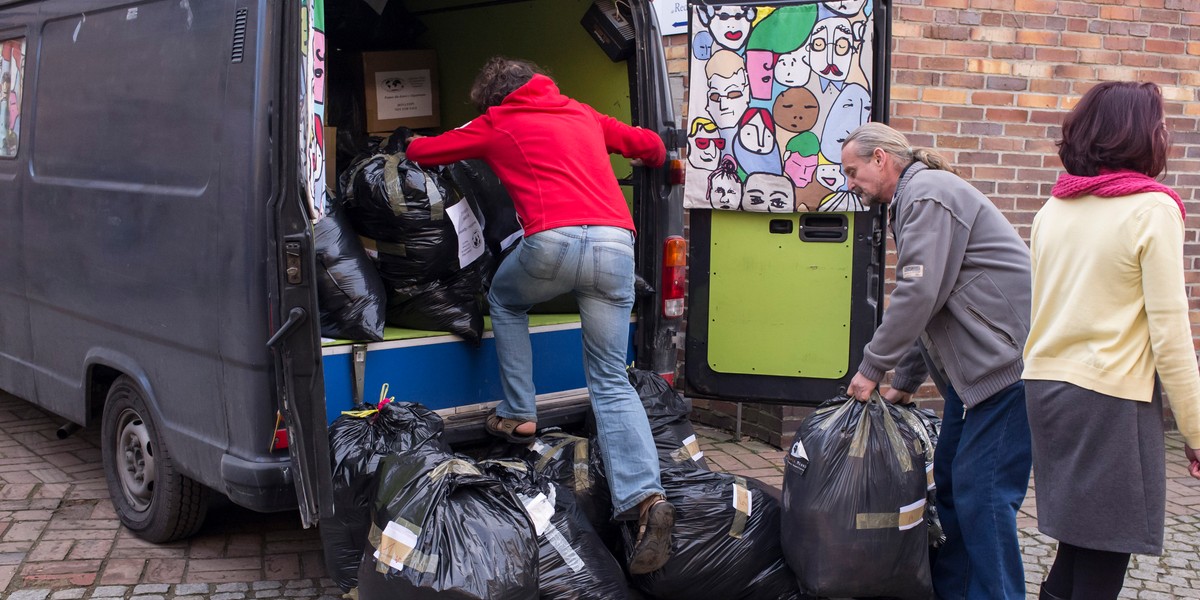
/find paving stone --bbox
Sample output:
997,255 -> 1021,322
9,590 -> 51,600
253,580 -> 283,590
212,593 -> 249,600
50,590 -> 87,600
173,583 -> 211,595
216,582 -> 251,593
88,586 -> 128,598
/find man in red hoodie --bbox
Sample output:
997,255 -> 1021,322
407,57 -> 673,574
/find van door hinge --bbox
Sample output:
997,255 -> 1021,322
285,241 -> 302,284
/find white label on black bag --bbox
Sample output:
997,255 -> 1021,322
446,200 -> 486,268
521,491 -> 556,536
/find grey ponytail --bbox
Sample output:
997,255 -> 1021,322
843,122 -> 957,174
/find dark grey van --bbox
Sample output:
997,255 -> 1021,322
0,0 -> 684,542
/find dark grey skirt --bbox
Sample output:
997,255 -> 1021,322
1025,380 -> 1166,555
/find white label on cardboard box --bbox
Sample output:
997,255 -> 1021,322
446,201 -> 486,268
374,69 -> 434,120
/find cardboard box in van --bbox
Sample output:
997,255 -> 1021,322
362,49 -> 440,134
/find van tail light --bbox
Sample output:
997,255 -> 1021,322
668,159 -> 685,186
662,235 -> 686,319
270,411 -> 289,451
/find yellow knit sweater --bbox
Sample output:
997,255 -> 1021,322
1024,192 -> 1200,448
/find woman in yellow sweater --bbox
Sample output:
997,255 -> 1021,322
1024,81 -> 1200,600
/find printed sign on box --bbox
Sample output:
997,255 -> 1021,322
374,69 -> 433,120
362,49 -> 440,132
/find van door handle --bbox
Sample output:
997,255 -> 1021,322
266,307 -> 308,348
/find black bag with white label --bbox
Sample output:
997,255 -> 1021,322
781,395 -> 932,599
356,450 -> 538,600
626,368 -> 709,470
621,467 -> 803,600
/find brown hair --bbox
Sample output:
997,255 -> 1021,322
468,56 -> 545,113
843,122 -> 957,174
1057,81 -> 1168,177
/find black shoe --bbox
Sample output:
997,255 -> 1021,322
628,496 -> 674,575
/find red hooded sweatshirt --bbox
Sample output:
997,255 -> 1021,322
406,74 -> 666,236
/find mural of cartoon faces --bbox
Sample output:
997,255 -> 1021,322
733,108 -> 782,177
773,87 -> 820,134
699,6 -> 757,53
704,50 -> 751,131
743,173 -> 795,213
773,48 -> 809,89
823,0 -> 868,17
746,50 -> 778,100
804,17 -> 856,90
820,83 -> 872,163
707,156 -> 743,210
683,3 -> 875,212
688,117 -> 725,170
783,132 -> 820,189
815,159 -> 846,193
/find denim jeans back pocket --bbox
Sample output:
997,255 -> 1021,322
592,243 -> 635,302
518,233 -> 570,280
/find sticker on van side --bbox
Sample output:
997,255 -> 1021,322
682,3 -> 874,214
0,38 -> 25,159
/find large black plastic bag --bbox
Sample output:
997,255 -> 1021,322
323,402 -> 452,592
357,451 -> 538,600
342,134 -> 490,344
626,367 -> 709,470
781,395 -> 932,599
892,403 -> 945,548
621,468 -> 803,600
487,431 -> 618,550
444,159 -> 522,263
314,206 -> 387,341
483,459 -> 633,600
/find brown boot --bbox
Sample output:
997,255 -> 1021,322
628,494 -> 674,575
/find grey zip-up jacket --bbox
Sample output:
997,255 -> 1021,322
859,162 -> 1031,409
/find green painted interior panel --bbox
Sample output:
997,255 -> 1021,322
322,313 -> 582,346
707,211 -> 853,378
410,0 -> 635,207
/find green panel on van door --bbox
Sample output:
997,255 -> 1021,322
707,211 -> 853,378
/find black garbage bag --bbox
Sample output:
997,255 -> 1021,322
621,468 -> 803,600
341,133 -> 490,344
626,367 -> 709,470
781,395 -> 932,599
891,403 -> 945,548
323,401 -> 452,592
315,206 -> 387,342
444,159 -> 523,263
482,459 -> 633,600
357,451 -> 538,600
486,431 -> 619,551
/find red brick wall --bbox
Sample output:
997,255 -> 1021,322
674,1 -> 1200,444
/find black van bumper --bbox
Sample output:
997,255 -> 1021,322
220,453 -> 298,512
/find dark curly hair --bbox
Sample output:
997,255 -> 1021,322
469,56 -> 545,113
1057,81 -> 1169,178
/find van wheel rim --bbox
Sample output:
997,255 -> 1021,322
115,408 -> 155,511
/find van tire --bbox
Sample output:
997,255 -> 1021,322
100,376 -> 208,542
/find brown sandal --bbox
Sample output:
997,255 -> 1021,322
485,409 -> 536,443
628,494 -> 674,575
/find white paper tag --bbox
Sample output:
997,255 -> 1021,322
375,520 -> 420,571
521,491 -> 556,536
446,201 -> 486,268
732,482 -> 753,518
680,434 -> 704,461
789,439 -> 808,461
898,497 -> 927,531
529,440 -> 549,455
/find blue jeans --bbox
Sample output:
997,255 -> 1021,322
932,382 -> 1032,600
487,226 -> 663,519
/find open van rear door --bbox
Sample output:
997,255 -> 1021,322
682,0 -> 891,404
272,0 -> 330,528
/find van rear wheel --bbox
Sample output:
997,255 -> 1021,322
101,376 -> 208,542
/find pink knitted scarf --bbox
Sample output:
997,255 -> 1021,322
1052,170 -> 1185,218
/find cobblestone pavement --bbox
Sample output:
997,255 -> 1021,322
1,391 -> 1197,599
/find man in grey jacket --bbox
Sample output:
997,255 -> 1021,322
842,123 -> 1033,600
